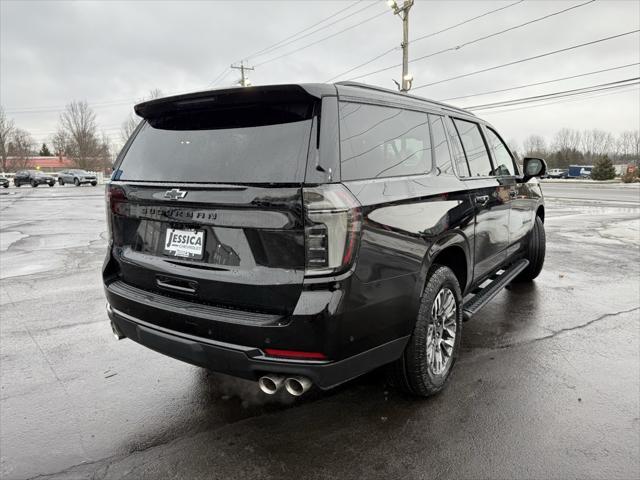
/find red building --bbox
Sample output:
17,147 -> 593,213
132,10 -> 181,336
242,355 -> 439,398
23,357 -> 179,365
26,156 -> 75,172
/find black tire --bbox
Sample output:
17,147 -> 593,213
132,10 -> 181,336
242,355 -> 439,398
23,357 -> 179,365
14,182 -> 20,187
91,181 -> 97,186
387,265 -> 463,397
2,184 -> 8,188
48,182 -> 54,187
515,215 -> 546,282
58,178 -> 64,186
74,178 -> 80,186
31,181 -> 38,188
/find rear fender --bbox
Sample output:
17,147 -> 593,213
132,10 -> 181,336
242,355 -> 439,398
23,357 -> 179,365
413,231 -> 472,303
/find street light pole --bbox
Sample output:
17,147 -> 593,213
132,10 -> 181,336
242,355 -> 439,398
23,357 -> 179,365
388,0 -> 414,92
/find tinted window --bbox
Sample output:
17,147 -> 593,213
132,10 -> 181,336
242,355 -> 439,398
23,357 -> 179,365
444,117 -> 470,177
452,119 -> 493,177
339,102 -> 431,180
429,115 -> 454,175
485,127 -> 516,176
117,103 -> 313,183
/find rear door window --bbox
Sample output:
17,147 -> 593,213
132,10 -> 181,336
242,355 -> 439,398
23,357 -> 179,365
429,115 -> 455,176
444,117 -> 470,177
117,103 -> 313,183
452,118 -> 494,177
485,127 -> 517,176
339,102 -> 431,181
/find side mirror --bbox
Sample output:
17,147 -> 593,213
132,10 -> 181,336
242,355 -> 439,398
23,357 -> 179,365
523,157 -> 547,181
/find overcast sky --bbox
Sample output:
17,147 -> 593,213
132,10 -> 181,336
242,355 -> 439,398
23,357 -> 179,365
1,0 -> 639,151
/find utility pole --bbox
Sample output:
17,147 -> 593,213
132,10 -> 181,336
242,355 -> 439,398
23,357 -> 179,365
230,61 -> 254,87
388,0 -> 414,93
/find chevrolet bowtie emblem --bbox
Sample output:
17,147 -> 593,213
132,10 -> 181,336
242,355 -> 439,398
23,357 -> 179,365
164,188 -> 188,200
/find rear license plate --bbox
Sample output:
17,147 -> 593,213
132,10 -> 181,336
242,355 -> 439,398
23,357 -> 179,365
163,228 -> 205,259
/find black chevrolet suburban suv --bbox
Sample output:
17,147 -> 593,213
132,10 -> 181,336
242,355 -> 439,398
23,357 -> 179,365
104,83 -> 546,397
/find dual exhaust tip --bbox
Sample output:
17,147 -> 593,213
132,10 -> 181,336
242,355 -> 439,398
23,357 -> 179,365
110,320 -> 125,340
258,374 -> 312,396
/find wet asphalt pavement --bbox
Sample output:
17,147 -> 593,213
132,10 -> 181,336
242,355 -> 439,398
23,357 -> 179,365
1,183 -> 639,480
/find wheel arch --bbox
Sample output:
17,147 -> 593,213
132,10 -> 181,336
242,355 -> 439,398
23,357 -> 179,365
414,232 -> 472,301
536,205 -> 545,223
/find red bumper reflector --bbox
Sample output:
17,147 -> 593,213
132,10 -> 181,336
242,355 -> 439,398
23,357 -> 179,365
264,349 -> 327,360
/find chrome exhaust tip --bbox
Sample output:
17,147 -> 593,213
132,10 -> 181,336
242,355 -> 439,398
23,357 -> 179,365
258,375 -> 285,395
110,320 -> 125,340
284,376 -> 312,396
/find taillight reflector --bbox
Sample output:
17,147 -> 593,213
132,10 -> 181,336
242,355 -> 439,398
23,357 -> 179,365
264,349 -> 328,360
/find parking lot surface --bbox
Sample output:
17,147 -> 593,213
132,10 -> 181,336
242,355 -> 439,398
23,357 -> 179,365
1,183 -> 639,480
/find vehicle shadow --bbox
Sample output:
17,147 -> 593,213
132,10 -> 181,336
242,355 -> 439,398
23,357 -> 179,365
116,283 -> 545,473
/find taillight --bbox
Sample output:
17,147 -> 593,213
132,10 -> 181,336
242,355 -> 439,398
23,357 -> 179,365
303,184 -> 362,276
106,183 -> 127,214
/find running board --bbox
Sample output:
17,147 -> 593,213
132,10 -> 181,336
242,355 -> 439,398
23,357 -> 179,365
463,259 -> 529,321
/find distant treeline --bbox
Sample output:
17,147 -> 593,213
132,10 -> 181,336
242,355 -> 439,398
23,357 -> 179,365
511,128 -> 640,169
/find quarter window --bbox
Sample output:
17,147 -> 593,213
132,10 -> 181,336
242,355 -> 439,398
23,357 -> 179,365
452,119 -> 494,177
485,127 -> 516,176
339,102 -> 431,181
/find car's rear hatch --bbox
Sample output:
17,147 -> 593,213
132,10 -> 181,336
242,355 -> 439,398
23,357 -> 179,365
107,86 -> 318,316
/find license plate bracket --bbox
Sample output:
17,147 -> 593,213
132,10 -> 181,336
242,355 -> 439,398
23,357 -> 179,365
163,228 -> 205,260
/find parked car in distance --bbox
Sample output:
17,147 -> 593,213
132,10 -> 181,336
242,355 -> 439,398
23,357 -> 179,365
546,168 -> 568,179
13,170 -> 55,187
104,83 -> 547,399
58,169 -> 98,186
0,177 -> 9,188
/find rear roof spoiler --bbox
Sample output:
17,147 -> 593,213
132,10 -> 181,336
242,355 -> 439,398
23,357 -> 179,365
134,84 -> 336,119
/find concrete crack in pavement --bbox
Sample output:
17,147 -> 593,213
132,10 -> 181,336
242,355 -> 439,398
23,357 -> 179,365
497,306 -> 640,350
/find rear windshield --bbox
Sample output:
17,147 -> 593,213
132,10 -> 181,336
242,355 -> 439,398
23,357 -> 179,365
116,103 -> 313,183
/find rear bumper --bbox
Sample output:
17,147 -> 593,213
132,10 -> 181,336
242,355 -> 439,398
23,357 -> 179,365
107,304 -> 408,389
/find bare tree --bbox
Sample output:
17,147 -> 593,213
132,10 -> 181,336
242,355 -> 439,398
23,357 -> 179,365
0,106 -> 15,172
51,130 -> 70,158
120,89 -> 163,144
96,132 -> 113,171
581,129 -> 613,160
147,88 -> 163,100
523,134 -> 547,158
552,128 -> 581,152
120,114 -> 139,144
7,128 -> 34,170
55,100 -> 103,170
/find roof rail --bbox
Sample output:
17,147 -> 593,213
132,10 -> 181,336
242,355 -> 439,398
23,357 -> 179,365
334,81 -> 475,116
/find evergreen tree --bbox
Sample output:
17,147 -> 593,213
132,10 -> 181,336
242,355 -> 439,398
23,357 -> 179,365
590,155 -> 616,180
38,143 -> 52,156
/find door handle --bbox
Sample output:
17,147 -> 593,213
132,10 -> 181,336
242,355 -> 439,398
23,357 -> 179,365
475,195 -> 490,206
156,276 -> 198,295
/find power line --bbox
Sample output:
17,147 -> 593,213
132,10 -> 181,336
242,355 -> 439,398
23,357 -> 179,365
209,1 -> 372,88
463,77 -> 640,111
210,68 -> 231,86
440,63 -> 640,101
245,1 -> 373,62
477,84 -> 639,115
325,0 -> 525,82
411,30 -> 640,91
254,7 -> 390,68
348,0 -> 597,81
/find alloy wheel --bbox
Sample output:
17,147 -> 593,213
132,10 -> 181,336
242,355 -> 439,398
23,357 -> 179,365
426,287 -> 457,375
